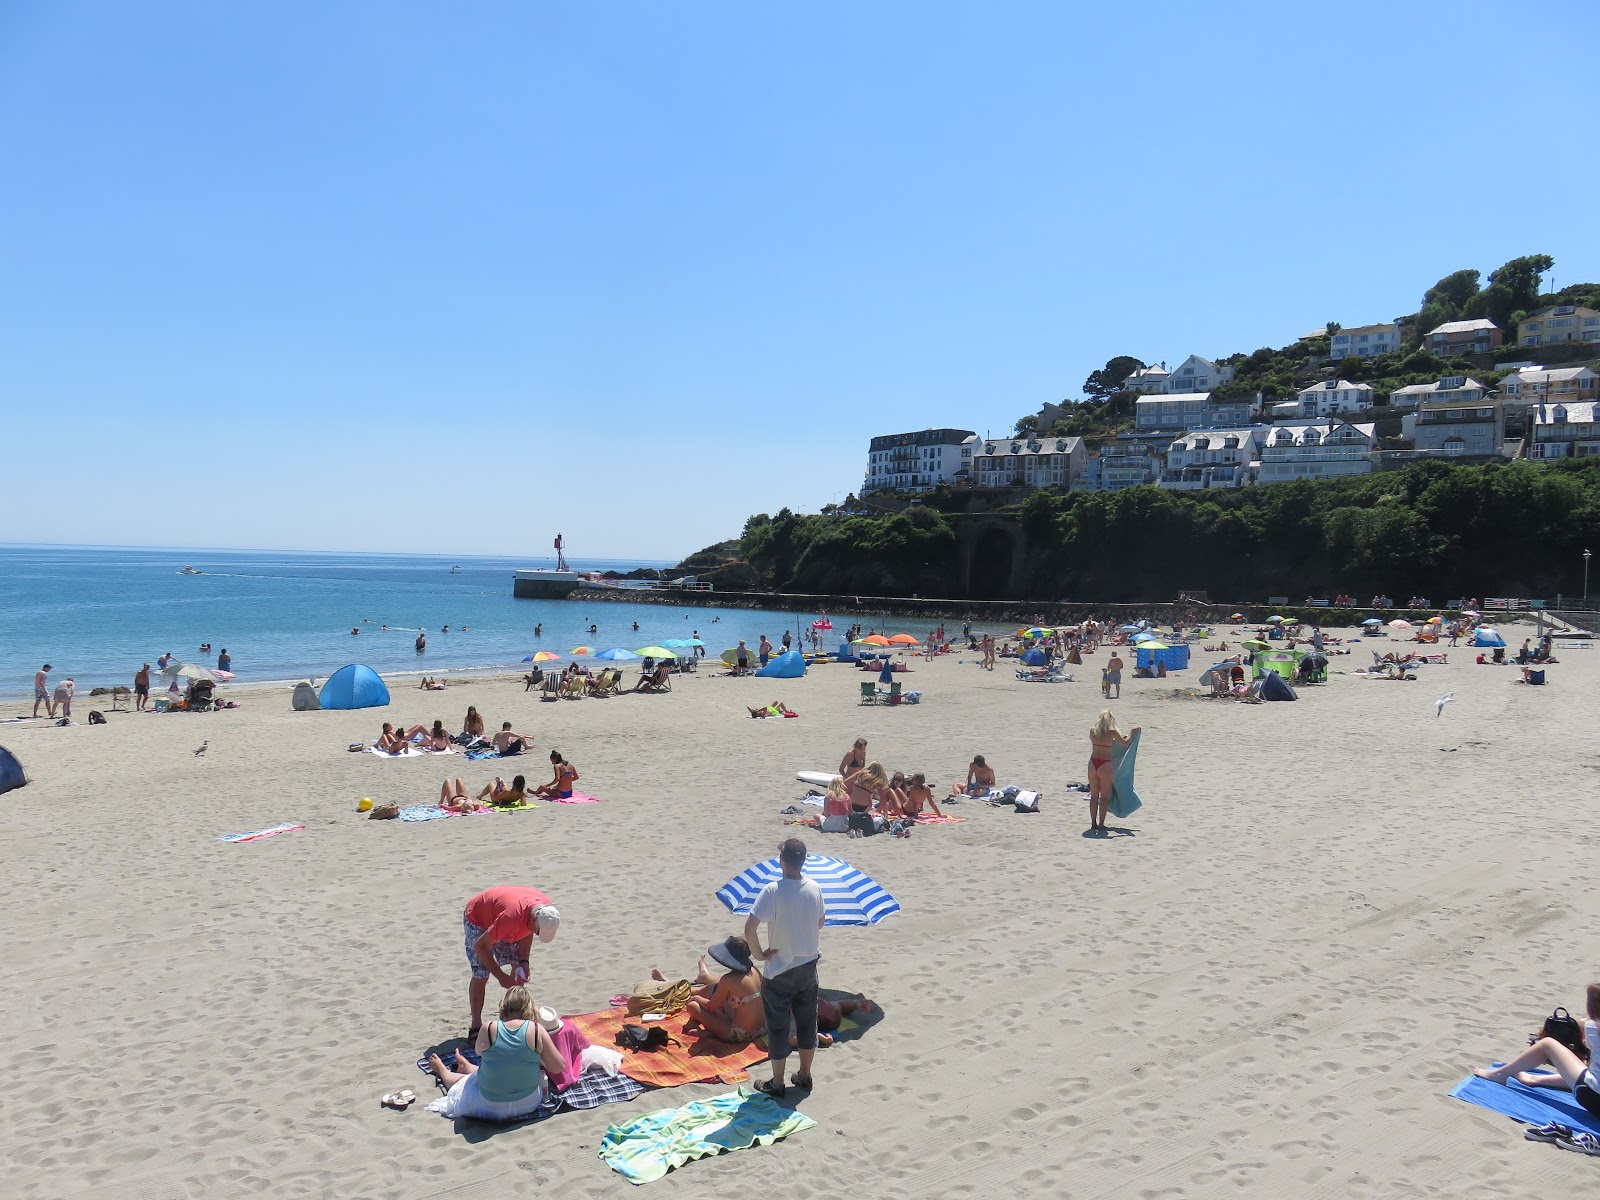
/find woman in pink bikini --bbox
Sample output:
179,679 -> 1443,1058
1088,709 -> 1139,833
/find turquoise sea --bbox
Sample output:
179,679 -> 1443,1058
0,545 -> 839,697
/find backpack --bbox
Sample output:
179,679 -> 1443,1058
1532,1008 -> 1589,1061
88,711 -> 107,725
618,1023 -> 679,1051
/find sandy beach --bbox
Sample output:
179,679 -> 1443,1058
3,628 -> 1596,1198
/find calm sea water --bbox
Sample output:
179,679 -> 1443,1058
0,545 -> 847,697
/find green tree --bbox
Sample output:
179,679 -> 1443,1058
1487,254 -> 1554,313
1083,356 -> 1147,402
1423,268 -> 1481,316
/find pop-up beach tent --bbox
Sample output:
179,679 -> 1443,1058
1253,649 -> 1301,680
1259,672 -> 1298,701
0,746 -> 26,795
292,681 -> 320,711
1473,627 -> 1506,648
1134,643 -> 1190,671
318,664 -> 390,710
756,650 -> 807,679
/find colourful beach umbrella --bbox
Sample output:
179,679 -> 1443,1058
1139,641 -> 1170,650
569,646 -> 593,656
1266,615 -> 1284,623
635,646 -> 677,659
531,651 -> 562,662
1241,638 -> 1271,651
1388,619 -> 1412,629
1229,613 -> 1245,621
715,854 -> 899,927
592,648 -> 638,661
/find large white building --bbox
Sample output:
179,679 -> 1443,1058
1135,391 -> 1258,431
1256,419 -> 1377,483
1329,322 -> 1402,359
1294,379 -> 1377,417
862,428 -> 976,494
971,435 -> 1087,490
1530,402 -> 1600,460
1163,354 -> 1235,394
1389,374 -> 1491,408
1159,427 -> 1262,490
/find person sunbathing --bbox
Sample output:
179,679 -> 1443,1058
461,706 -> 486,738
880,772 -> 910,818
902,772 -> 942,819
476,774 -> 528,807
666,937 -> 766,1044
422,720 -> 451,751
1473,983 -> 1600,1118
748,701 -> 795,718
633,663 -> 671,692
439,776 -> 475,811
492,723 -> 531,756
377,723 -> 406,753
533,751 -> 578,799
420,676 -> 446,690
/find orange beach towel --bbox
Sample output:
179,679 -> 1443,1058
565,1008 -> 768,1089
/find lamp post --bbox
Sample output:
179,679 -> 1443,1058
1585,549 -> 1593,603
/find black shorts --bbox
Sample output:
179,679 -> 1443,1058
1576,1081 -> 1600,1117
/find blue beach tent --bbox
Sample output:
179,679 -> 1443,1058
1472,627 -> 1506,648
756,650 -> 807,679
0,746 -> 25,795
318,664 -> 390,710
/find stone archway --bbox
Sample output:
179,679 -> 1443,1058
957,517 -> 1026,599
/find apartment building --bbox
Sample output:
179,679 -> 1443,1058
1329,322 -> 1402,359
1516,305 -> 1600,347
862,428 -> 977,494
1158,427 -> 1263,490
971,435 -> 1087,489
1256,419 -> 1377,483
1498,366 -> 1600,404
1530,402 -> 1600,460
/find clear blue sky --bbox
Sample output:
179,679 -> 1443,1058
5,1 -> 1597,560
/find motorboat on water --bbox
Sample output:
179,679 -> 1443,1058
178,566 -> 203,575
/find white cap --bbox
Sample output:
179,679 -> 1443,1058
534,903 -> 560,942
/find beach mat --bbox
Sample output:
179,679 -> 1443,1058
1107,729 -> 1142,819
366,745 -> 457,758
565,1008 -> 768,1089
1449,1072 -> 1600,1136
913,813 -> 965,825
546,791 -> 600,805
599,1087 -> 816,1185
415,1051 -> 646,1117
216,822 -> 303,843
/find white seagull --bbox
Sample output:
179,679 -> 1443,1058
194,740 -> 208,757
1434,694 -> 1454,718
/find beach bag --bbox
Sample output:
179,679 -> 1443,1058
1533,1008 -> 1589,1062
848,810 -> 878,836
625,977 -> 692,1017
88,711 -> 107,725
1012,790 -> 1040,813
619,1024 -> 679,1051
368,802 -> 400,820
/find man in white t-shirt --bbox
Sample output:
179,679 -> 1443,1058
745,837 -> 826,1097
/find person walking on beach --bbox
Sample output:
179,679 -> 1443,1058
1104,650 -> 1124,699
134,663 -> 151,711
1088,710 -> 1139,833
461,886 -> 561,1039
745,837 -> 825,1097
33,665 -> 53,718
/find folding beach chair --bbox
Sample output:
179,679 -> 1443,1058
859,681 -> 876,705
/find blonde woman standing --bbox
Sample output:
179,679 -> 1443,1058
1088,710 -> 1139,833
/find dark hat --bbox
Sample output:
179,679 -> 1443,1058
707,936 -> 753,974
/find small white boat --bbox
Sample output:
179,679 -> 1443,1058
450,565 -> 462,574
178,566 -> 202,575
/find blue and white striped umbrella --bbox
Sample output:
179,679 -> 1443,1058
716,854 -> 900,927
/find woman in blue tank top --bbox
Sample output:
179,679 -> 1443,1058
427,986 -> 568,1120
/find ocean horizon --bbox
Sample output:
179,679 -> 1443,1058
0,544 -> 843,699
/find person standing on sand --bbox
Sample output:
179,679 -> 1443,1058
1104,650 -> 1124,699
759,635 -> 773,666
461,886 -> 560,1039
33,665 -> 53,718
736,640 -> 751,673
1088,709 -> 1138,833
54,677 -> 75,720
134,663 -> 151,711
745,838 -> 825,1098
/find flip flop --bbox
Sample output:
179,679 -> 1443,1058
381,1088 -> 416,1109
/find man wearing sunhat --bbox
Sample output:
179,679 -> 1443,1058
744,837 -> 826,1097
462,885 -> 560,1038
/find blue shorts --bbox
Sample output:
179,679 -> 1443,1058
462,915 -> 521,980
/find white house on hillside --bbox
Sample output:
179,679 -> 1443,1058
1120,362 -> 1170,393
1256,419 -> 1377,483
1389,375 -> 1491,408
1293,379 -> 1377,417
1159,427 -> 1262,490
1499,366 -> 1600,405
862,428 -> 976,494
1164,355 -> 1235,393
972,435 -> 1087,490
1135,391 -> 1258,431
1329,323 -> 1402,359
1530,402 -> 1600,460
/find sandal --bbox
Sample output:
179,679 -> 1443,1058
381,1088 -> 416,1109
465,1026 -> 481,1042
753,1079 -> 786,1098
792,1073 -> 813,1090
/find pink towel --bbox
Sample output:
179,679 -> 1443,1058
217,822 -> 304,843
548,791 -> 600,805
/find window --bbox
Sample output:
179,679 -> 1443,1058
1358,334 -> 1369,342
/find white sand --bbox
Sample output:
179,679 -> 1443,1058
3,630 -> 1596,1197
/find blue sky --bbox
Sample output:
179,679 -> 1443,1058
5,1 -> 1597,560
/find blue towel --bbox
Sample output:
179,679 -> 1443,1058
1449,1072 -> 1600,1135
1107,729 -> 1142,819
398,805 -> 454,822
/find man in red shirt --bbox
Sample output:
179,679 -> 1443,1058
462,886 -> 560,1037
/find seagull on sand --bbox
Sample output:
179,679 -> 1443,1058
1434,694 -> 1454,718
194,740 -> 208,757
